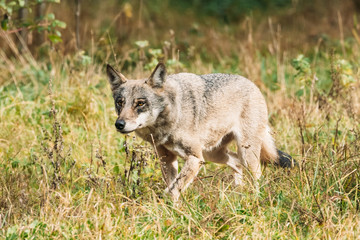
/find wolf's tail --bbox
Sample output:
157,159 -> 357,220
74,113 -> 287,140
260,126 -> 280,164
260,126 -> 297,168
275,149 -> 297,168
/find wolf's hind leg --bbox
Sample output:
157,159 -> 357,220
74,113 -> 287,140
165,155 -> 204,201
228,151 -> 245,186
204,147 -> 244,186
238,143 -> 262,190
157,146 -> 178,187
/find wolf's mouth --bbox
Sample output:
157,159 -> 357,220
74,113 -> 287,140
117,129 -> 135,134
116,123 -> 143,134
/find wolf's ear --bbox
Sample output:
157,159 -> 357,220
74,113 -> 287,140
106,64 -> 127,90
147,63 -> 166,88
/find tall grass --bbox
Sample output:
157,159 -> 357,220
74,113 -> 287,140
1,6 -> 360,238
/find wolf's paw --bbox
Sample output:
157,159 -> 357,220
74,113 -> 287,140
233,172 -> 245,187
164,186 -> 180,202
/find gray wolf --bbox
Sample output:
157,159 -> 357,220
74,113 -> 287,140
106,63 -> 295,201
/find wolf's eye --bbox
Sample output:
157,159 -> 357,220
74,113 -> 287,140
116,99 -> 123,107
136,100 -> 146,107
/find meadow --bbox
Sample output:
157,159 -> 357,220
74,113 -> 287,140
0,0 -> 360,239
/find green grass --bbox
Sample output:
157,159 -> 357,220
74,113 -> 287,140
1,32 -> 360,239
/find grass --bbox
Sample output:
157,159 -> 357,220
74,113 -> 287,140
1,6 -> 360,238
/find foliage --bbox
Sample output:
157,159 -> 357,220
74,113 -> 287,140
291,54 -> 313,97
0,0 -> 66,43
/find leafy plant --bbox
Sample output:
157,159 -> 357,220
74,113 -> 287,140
0,0 -> 66,44
335,59 -> 355,88
291,54 -> 313,97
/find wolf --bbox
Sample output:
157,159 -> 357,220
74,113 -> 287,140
106,63 -> 295,201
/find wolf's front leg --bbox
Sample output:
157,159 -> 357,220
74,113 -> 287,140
165,155 -> 204,201
157,145 -> 178,186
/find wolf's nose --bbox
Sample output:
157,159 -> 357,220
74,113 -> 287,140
115,119 -> 126,130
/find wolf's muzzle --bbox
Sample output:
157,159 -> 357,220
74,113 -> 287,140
115,119 -> 126,131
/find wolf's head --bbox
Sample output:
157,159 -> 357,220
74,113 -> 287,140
106,63 -> 167,134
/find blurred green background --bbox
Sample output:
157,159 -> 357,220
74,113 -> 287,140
1,0 -> 358,60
